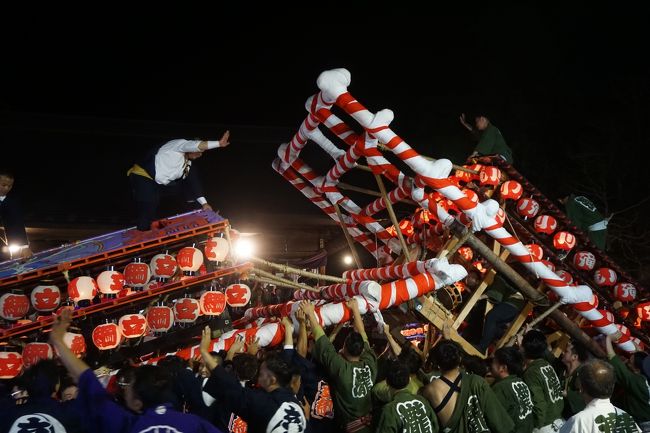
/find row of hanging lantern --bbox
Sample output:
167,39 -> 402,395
0,236 -> 231,322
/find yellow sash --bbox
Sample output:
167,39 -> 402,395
127,164 -> 153,180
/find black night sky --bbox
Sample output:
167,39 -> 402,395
2,7 -> 650,281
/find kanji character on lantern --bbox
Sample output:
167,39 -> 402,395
97,267 -> 125,298
553,231 -> 576,251
594,268 -> 617,287
0,293 -> 30,321
525,244 -> 544,261
177,246 -> 204,276
22,343 -> 53,368
30,285 -> 61,313
534,215 -> 557,235
200,290 -> 227,316
124,258 -> 151,290
479,166 -> 501,186
62,333 -> 86,357
173,297 -> 200,324
205,235 -> 230,263
92,323 -> 122,350
614,283 -> 637,303
150,253 -> 177,282
398,219 -> 414,237
0,351 -> 23,379
573,251 -> 596,271
556,270 -> 574,285
500,180 -> 523,200
517,198 -> 540,219
225,283 -> 252,307
119,314 -> 148,338
67,276 -> 98,307
147,305 -> 174,333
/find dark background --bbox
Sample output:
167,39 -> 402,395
2,7 -> 649,281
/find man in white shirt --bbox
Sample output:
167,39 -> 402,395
560,359 -> 640,433
128,131 -> 230,231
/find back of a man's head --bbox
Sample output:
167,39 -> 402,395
522,330 -> 547,360
263,353 -> 293,388
0,170 -> 15,180
233,353 -> 259,382
431,340 -> 462,372
399,346 -> 423,375
133,365 -> 174,409
344,331 -> 364,358
578,359 -> 615,400
386,360 -> 410,390
570,340 -> 590,363
22,359 -> 60,399
494,347 -> 525,377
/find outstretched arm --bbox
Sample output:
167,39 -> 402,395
197,130 -> 231,151
383,323 -> 402,356
49,309 -> 90,382
282,316 -> 294,347
459,113 -> 474,132
346,298 -> 368,341
300,301 -> 325,340
200,326 -> 219,371
295,308 -> 308,358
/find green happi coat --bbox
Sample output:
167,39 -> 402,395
563,367 -> 586,419
523,358 -> 565,428
564,194 -> 607,249
492,374 -> 535,433
373,375 -> 424,404
474,124 -> 513,164
313,334 -> 378,432
376,389 -> 439,433
441,372 -> 514,433
610,355 -> 650,423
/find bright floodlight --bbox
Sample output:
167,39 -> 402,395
343,255 -> 354,265
234,239 -> 255,259
8,245 -> 22,254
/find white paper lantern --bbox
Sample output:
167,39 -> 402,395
30,285 -> 61,312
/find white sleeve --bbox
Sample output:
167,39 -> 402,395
196,197 -> 207,205
206,141 -> 220,149
164,139 -> 202,153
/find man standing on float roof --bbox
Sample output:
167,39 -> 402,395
127,131 -> 230,231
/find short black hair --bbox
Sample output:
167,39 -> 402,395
578,359 -> 615,399
0,170 -> 15,180
233,353 -> 259,382
569,340 -> 590,363
21,359 -> 60,398
463,355 -> 489,377
263,353 -> 293,388
430,340 -> 463,372
493,347 -> 525,377
399,346 -> 423,375
632,352 -> 648,372
386,360 -> 410,390
522,330 -> 547,359
344,331 -> 364,357
133,365 -> 174,408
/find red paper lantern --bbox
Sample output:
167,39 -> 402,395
637,302 -> 650,322
517,198 -> 540,218
205,236 -> 230,262
599,309 -> 615,324
594,268 -> 617,287
63,332 -> 86,357
96,269 -> 125,296
467,164 -> 483,180
92,323 -> 122,350
534,215 -> 558,235
458,246 -> 473,261
614,283 -> 637,302
398,219 -> 414,237
541,260 -> 556,272
22,342 -> 53,368
0,352 -> 23,379
492,208 -> 506,228
225,283 -> 252,307
556,270 -> 574,285
525,244 -> 544,261
67,276 -> 98,306
386,225 -> 397,237
30,285 -> 61,313
553,231 -> 576,251
0,293 -> 30,320
200,291 -> 227,316
454,166 -> 474,183
500,180 -> 523,200
479,166 -> 501,186
147,305 -> 174,333
573,251 -> 596,271
118,314 -> 148,338
173,298 -> 200,324
462,189 -> 479,204
150,253 -> 178,281
177,246 -> 204,275
124,259 -> 151,289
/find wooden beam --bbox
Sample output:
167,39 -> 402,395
249,256 -> 347,284
374,173 -> 411,262
496,302 -> 534,349
333,203 -> 362,269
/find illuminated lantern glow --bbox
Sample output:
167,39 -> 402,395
614,283 -> 637,302
553,231 -> 577,251
92,323 -> 122,350
541,260 -> 556,272
473,260 -> 487,274
534,215 -> 558,235
458,246 -> 473,261
461,189 -> 479,204
96,269 -> 125,296
177,247 -> 204,275
149,253 -> 177,282
67,276 -> 98,307
30,285 -> 61,313
556,270 -> 574,285
225,283 -> 252,307
398,219 -> 414,237
0,352 -> 23,379
479,166 -> 501,186
517,198 -> 540,218
22,343 -> 53,368
0,293 -> 30,320
594,268 -> 618,287
386,225 -> 397,237
200,291 -> 227,316
118,314 -> 148,338
454,166 -> 474,183
637,302 -> 650,322
146,305 -> 174,333
205,237 -> 230,263
573,251 -> 596,271
500,180 -> 523,200
467,164 -> 483,180
525,244 -> 544,261
173,298 -> 200,324
63,332 -> 86,357
124,259 -> 151,290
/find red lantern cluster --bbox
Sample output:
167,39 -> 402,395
68,276 -> 98,306
525,244 -> 544,261
177,247 -> 204,274
0,293 -> 30,320
500,180 -> 523,200
200,291 -> 227,316
553,231 -> 577,251
205,237 -> 230,263
573,251 -> 596,271
92,323 -> 122,350
594,268 -> 617,287
173,298 -> 201,323
147,306 -> 174,333
613,283 -> 637,302
479,166 -> 501,186
534,215 -> 557,235
124,259 -> 151,289
517,198 -> 540,218
150,253 -> 178,281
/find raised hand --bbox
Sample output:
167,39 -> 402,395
247,337 -> 260,356
219,130 -> 231,148
200,326 -> 212,354
50,309 -> 72,344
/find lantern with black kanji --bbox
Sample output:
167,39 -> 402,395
124,258 -> 151,290
92,322 -> 122,350
525,244 -> 544,261
147,305 -> 174,333
614,282 -> 637,303
173,297 -> 201,324
97,266 -> 125,298
200,288 -> 227,316
22,342 -> 53,368
0,351 -> 23,379
225,283 -> 252,307
573,251 -> 596,271
118,314 -> 147,339
594,268 -> 617,287
150,252 -> 177,282
30,284 -> 61,313
500,180 -> 523,200
177,246 -> 204,277
205,235 -> 230,263
479,166 -> 501,186
553,231 -> 576,252
517,198 -> 540,219
0,293 -> 30,321
68,276 -> 98,307
534,215 -> 557,235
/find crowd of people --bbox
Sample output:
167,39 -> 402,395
2,298 -> 649,433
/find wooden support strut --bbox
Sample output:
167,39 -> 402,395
374,173 -> 411,262
448,221 -> 607,358
250,268 -> 318,292
334,203 -> 362,269
248,256 -> 348,284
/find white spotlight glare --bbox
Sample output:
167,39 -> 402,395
343,255 -> 353,265
234,239 -> 255,259
8,245 -> 21,254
